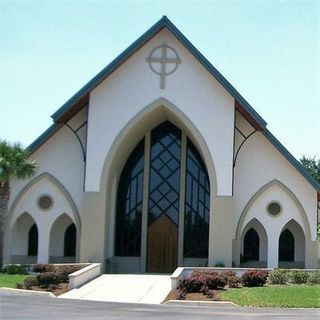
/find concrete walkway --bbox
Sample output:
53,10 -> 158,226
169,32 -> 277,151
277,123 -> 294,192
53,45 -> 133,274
59,274 -> 172,304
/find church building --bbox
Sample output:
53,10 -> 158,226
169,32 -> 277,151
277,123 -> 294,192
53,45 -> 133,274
5,16 -> 320,273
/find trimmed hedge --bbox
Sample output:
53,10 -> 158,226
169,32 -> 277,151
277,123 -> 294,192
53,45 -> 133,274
268,269 -> 289,285
291,270 -> 309,284
2,264 -> 28,275
32,264 -> 54,273
241,269 -> 268,287
179,270 -> 239,292
24,276 -> 38,289
37,272 -> 60,287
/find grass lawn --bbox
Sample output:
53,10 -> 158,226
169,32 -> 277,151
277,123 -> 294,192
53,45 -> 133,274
0,273 -> 27,288
219,285 -> 320,308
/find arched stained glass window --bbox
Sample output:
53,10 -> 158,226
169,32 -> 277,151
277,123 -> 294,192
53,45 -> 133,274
115,139 -> 145,256
148,121 -> 181,226
115,121 -> 211,268
184,139 -> 210,258
64,223 -> 76,257
28,223 -> 38,256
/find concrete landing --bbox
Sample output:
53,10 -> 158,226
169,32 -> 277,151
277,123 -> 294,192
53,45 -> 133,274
59,274 -> 172,304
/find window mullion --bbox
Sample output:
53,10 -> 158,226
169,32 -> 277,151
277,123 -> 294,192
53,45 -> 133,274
140,131 -> 151,272
178,132 -> 187,266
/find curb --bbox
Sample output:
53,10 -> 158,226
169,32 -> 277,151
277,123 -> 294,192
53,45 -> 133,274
164,299 -> 237,307
0,287 -> 56,298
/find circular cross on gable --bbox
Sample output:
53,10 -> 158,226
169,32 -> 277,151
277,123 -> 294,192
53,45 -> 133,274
146,43 -> 181,89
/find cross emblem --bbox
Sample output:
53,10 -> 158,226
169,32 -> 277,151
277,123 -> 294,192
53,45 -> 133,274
146,43 -> 181,89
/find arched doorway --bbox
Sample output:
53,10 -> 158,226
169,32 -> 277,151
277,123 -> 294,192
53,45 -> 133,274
115,121 -> 210,273
49,214 -> 77,263
279,229 -> 294,262
28,223 -> 38,256
239,218 -> 267,268
243,228 -> 259,261
278,220 -> 305,268
64,223 -> 77,257
10,212 -> 38,264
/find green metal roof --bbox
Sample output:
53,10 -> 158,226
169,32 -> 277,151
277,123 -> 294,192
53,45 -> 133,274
27,16 -> 320,193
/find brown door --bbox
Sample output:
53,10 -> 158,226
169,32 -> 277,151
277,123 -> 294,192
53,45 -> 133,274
147,214 -> 178,273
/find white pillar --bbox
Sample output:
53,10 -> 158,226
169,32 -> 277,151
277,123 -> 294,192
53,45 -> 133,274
267,232 -> 279,268
37,227 -> 50,264
208,196 -> 233,267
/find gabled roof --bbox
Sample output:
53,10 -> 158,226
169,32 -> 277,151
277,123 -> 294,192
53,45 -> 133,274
27,16 -> 320,193
51,16 -> 267,128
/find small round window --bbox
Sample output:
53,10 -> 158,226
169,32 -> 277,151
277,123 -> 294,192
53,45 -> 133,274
38,195 -> 53,210
267,202 -> 281,216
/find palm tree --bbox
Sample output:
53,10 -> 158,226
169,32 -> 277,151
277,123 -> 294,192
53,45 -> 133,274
0,140 -> 37,268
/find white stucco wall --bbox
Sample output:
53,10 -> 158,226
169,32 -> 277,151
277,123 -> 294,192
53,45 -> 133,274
233,112 -> 318,267
8,106 -> 87,212
234,113 -> 317,242
5,105 -> 86,264
86,28 -> 234,196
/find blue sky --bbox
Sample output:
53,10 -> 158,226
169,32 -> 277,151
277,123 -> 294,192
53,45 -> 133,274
1,0 -> 319,159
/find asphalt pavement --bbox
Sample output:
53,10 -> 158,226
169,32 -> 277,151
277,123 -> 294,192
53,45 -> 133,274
1,294 -> 319,320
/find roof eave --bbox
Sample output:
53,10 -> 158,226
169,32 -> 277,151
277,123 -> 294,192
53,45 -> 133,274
26,124 -> 61,155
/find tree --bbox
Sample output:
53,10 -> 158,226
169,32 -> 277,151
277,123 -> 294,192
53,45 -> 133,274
0,140 -> 37,268
300,155 -> 320,183
300,155 -> 320,240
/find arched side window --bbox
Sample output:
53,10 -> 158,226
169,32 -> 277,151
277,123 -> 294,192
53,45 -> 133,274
28,223 -> 38,256
64,223 -> 76,257
243,228 -> 259,261
279,229 -> 294,262
184,139 -> 210,258
115,139 -> 145,256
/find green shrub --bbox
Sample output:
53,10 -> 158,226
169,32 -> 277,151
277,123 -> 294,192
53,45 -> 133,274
32,264 -> 54,273
214,262 -> 225,267
308,271 -> 320,285
291,270 -> 309,284
227,275 -> 242,288
47,284 -> 58,292
220,270 -> 236,281
37,272 -> 60,288
219,270 -> 241,287
24,276 -> 39,289
55,265 -> 81,283
268,269 -> 289,285
241,269 -> 268,287
3,264 -> 27,275
179,275 -> 206,293
206,273 -> 227,289
15,283 -> 23,289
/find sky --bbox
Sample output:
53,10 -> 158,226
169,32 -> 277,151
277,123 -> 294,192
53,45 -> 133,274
1,0 -> 319,160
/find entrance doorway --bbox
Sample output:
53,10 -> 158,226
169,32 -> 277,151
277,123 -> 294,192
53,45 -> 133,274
115,121 -> 210,273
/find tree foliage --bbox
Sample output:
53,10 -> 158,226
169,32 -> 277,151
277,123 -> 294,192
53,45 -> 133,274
300,155 -> 320,183
0,140 -> 37,186
0,139 -> 37,268
300,156 -> 320,240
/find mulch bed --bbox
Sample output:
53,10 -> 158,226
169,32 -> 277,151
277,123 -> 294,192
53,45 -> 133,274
164,289 -> 220,302
25,283 -> 69,296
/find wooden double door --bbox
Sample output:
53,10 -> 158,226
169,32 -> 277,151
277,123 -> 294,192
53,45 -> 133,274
147,214 -> 178,273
